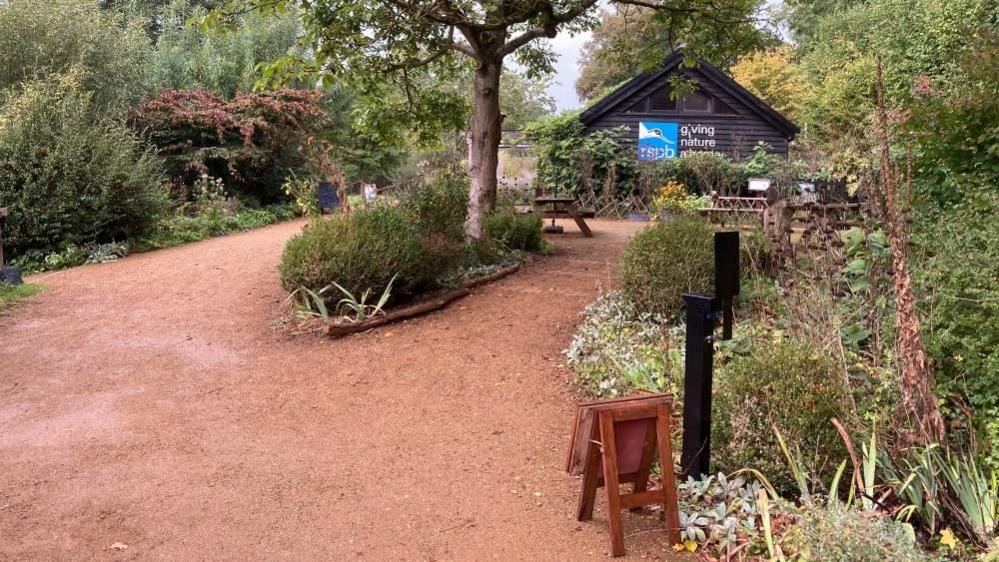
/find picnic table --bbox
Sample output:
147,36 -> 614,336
535,196 -> 593,237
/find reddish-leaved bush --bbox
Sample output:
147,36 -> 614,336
129,89 -> 330,203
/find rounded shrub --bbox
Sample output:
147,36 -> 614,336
279,206 -> 452,303
712,338 -> 851,491
0,74 -> 169,259
398,171 -> 468,243
484,211 -> 543,251
797,506 -> 931,561
618,217 -> 714,317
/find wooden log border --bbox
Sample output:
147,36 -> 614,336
326,263 -> 521,339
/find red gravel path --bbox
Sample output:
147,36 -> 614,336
1,219 -> 685,560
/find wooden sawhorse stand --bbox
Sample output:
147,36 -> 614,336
567,394 -> 682,557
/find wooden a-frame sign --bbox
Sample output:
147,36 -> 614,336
566,393 -> 682,557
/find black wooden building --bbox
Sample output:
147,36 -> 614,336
579,52 -> 799,160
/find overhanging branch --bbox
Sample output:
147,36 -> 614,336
498,0 -> 601,57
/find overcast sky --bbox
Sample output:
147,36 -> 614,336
546,31 -> 592,111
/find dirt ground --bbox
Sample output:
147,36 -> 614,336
1,218 -> 689,561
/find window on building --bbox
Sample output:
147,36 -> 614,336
714,98 -> 737,114
681,89 -> 711,112
648,86 -> 677,111
626,97 -> 647,113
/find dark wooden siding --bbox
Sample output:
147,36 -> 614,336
583,68 -> 790,160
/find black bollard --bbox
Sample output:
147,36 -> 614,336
680,293 -> 716,478
680,231 -> 740,478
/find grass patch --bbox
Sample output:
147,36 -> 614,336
0,283 -> 44,316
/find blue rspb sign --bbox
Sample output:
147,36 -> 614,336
637,121 -> 679,161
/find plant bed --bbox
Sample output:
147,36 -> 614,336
325,262 -> 521,339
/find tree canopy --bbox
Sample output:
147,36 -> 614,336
576,4 -> 776,102
212,0 -> 776,238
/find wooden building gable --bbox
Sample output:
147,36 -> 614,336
579,52 -> 799,160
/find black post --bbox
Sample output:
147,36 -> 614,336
714,231 -> 740,341
680,232 -> 739,478
680,293 -> 715,478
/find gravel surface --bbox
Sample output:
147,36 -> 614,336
1,218 -> 688,560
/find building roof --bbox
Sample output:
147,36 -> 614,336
578,51 -> 800,138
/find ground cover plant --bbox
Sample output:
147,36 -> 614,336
0,283 -> 43,317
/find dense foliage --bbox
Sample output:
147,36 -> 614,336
527,112 -> 635,199
904,36 -> 999,459
128,89 -> 328,204
0,75 -> 168,258
713,338 -> 851,489
729,45 -> 807,121
0,0 -> 150,109
618,217 -> 715,317
574,4 -> 778,102
280,174 -> 544,308
146,0 -> 303,99
279,205 -> 450,303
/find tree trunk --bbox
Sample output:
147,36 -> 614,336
464,56 -> 503,240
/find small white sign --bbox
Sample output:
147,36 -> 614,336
363,183 -> 377,201
748,178 -> 771,192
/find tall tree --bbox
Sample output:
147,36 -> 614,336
576,4 -> 776,103
498,70 -> 556,131
729,45 -> 807,120
575,7 -> 658,102
219,0 -> 769,239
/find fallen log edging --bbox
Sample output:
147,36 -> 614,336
462,262 -> 521,288
326,262 -> 521,339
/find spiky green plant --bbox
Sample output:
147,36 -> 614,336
330,273 -> 397,323
933,449 -> 998,547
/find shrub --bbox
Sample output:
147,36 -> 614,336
739,228 -> 777,276
527,111 -> 635,198
618,217 -> 714,317
399,171 -> 469,243
564,291 -> 683,397
146,0 -> 302,100
680,151 -> 742,196
913,189 -> 999,458
796,506 -> 930,561
712,337 -> 851,490
0,74 -> 169,259
484,211 -> 543,251
128,88 -> 329,204
279,206 -> 451,303
0,0 -> 150,109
